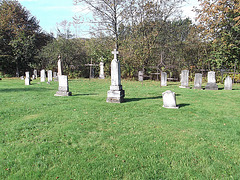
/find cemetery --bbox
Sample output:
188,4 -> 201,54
1,0 -> 240,179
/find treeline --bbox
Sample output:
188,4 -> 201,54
0,0 -> 239,81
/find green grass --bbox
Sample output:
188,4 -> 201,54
1,78 -> 240,179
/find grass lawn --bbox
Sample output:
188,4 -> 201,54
1,78 -> 240,179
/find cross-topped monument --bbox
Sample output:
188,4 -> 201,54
112,49 -> 119,60
85,58 -> 97,79
106,49 -> 125,103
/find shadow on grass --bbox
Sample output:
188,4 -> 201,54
0,87 -> 49,93
124,96 -> 162,102
72,93 -> 99,96
178,103 -> 190,108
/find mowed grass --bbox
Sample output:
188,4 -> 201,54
0,78 -> 240,179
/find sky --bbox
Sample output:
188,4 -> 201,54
18,0 -> 200,38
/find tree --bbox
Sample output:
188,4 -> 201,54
196,0 -> 240,70
73,0 -> 135,50
0,0 -> 51,76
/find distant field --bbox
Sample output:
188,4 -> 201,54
1,78 -> 240,179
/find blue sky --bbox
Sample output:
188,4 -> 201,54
19,0 -> 200,37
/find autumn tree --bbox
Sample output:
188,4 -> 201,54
196,0 -> 240,70
0,0 -> 52,76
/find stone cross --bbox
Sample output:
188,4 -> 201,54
112,49 -> 119,60
85,58 -> 97,79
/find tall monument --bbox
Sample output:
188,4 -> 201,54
106,49 -> 125,103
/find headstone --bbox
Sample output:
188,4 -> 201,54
33,69 -> 37,79
179,70 -> 189,88
40,69 -> 46,82
20,76 -> 24,80
161,72 -> 167,86
162,90 -> 179,109
224,76 -> 232,90
138,71 -> 143,81
193,73 -> 202,89
205,71 -> 218,90
58,55 -> 62,76
48,70 -> 53,82
53,72 -> 58,81
54,75 -> 72,96
25,72 -> 30,85
32,75 -> 35,80
99,61 -> 105,79
106,49 -> 125,103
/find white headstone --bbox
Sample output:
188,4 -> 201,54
53,72 -> 58,81
20,76 -> 24,80
162,90 -> 179,109
25,72 -> 30,85
138,71 -> 143,82
54,75 -> 72,96
224,76 -> 232,90
40,69 -> 46,82
48,70 -> 53,82
193,73 -> 202,89
99,61 -> 105,79
58,56 -> 62,76
179,70 -> 189,88
161,72 -> 167,86
33,69 -> 37,79
205,71 -> 218,90
106,49 -> 125,103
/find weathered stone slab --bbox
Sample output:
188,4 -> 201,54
224,76 -> 232,90
138,71 -> 143,82
161,72 -> 167,86
54,75 -> 72,96
205,71 -> 218,90
25,72 -> 30,85
99,61 -> 105,79
179,70 -> 189,88
162,90 -> 179,109
48,70 -> 53,82
40,69 -> 46,82
193,73 -> 202,89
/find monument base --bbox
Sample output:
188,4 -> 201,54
179,86 -> 190,89
106,89 -> 125,103
162,105 -> 179,109
205,83 -> 218,90
54,91 -> 72,96
99,76 -> 105,79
